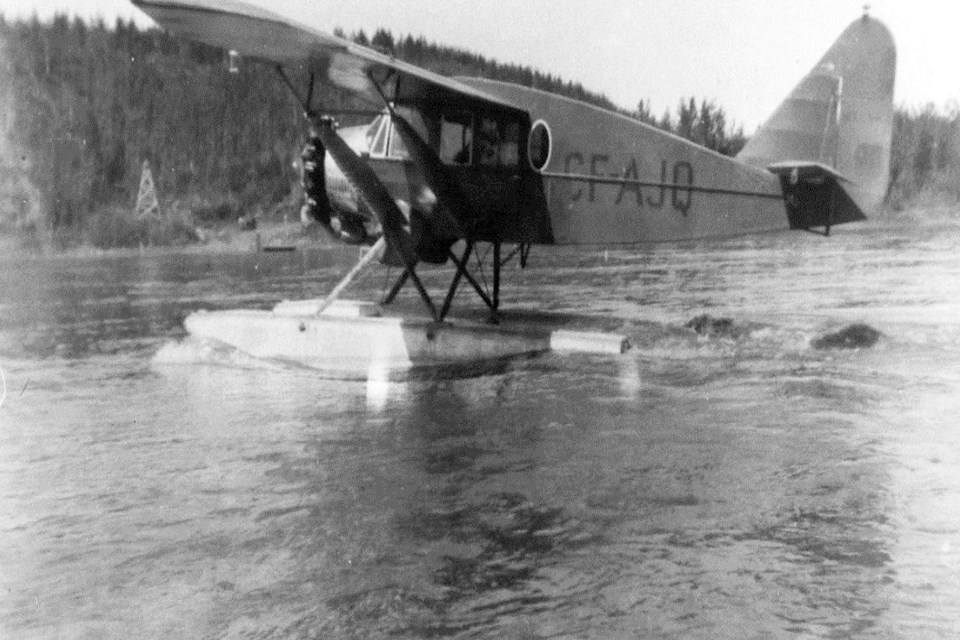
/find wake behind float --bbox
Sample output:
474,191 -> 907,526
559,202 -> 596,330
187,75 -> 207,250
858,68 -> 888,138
184,299 -> 629,381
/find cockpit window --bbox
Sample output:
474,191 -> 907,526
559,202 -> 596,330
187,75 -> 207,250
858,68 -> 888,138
386,106 -> 427,161
369,116 -> 389,157
440,111 -> 473,165
366,115 -> 383,147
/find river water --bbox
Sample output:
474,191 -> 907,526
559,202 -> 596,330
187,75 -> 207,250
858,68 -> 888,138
2,216 -> 960,639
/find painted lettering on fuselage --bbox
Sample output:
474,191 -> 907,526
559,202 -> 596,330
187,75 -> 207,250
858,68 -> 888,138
563,152 -> 694,215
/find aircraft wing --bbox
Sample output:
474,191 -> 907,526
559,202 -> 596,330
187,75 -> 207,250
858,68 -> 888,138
131,0 -> 526,115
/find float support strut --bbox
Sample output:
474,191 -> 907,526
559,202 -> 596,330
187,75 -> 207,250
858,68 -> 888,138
447,245 -> 496,316
381,270 -> 410,306
439,241 -> 474,321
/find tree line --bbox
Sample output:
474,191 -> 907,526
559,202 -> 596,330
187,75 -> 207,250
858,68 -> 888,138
0,16 -> 956,249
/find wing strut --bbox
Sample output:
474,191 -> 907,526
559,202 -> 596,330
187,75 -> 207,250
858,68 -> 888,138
273,67 -> 522,323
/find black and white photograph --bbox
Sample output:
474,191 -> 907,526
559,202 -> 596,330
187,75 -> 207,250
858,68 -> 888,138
1,1 -> 959,637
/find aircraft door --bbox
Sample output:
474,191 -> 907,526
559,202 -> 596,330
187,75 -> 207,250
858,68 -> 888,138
461,111 -> 526,240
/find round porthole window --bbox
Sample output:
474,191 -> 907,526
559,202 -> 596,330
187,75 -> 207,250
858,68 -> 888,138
527,119 -> 552,171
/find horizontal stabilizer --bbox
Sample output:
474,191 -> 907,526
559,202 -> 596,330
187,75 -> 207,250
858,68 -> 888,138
767,162 -> 865,231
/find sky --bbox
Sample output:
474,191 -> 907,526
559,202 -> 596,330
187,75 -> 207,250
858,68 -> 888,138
4,0 -> 959,131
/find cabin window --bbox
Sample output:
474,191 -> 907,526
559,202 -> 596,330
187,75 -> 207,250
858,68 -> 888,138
477,115 -> 520,169
528,119 -> 552,171
439,111 -> 473,165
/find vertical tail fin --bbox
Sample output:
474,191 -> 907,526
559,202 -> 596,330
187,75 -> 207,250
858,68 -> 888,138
738,14 -> 896,215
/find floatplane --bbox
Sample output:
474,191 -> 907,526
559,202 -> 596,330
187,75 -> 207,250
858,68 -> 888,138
133,1 -> 896,379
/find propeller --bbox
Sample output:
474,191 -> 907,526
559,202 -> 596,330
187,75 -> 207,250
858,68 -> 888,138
311,119 -> 419,269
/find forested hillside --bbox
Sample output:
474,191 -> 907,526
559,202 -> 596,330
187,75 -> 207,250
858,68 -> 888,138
1,15 -> 306,248
0,16 -> 956,250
